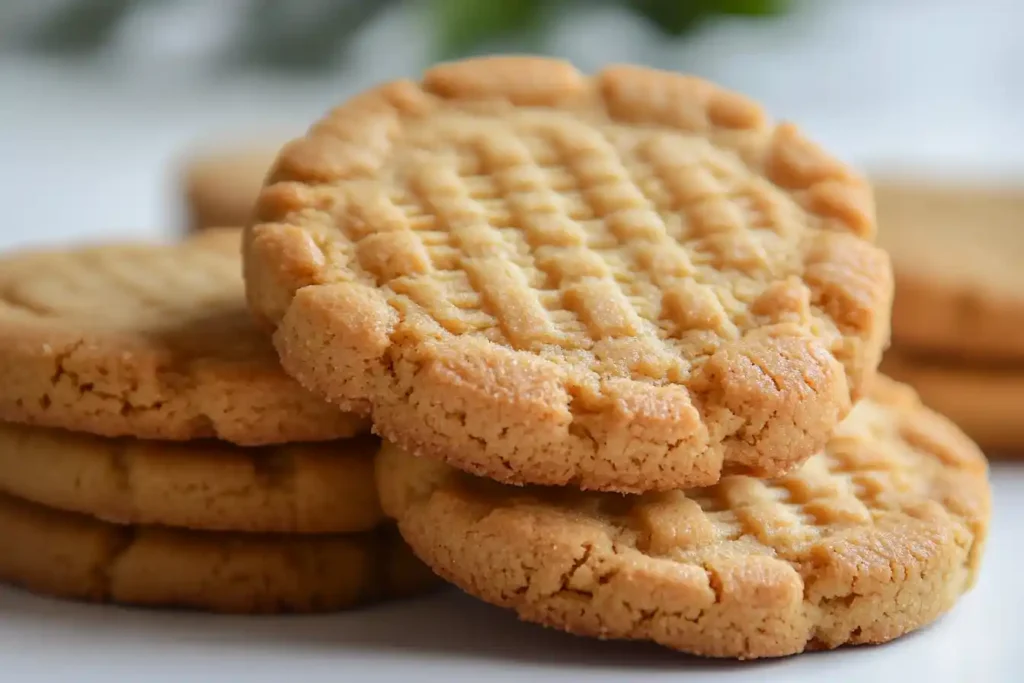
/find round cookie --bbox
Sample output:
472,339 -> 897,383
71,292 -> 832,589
0,491 -> 439,614
0,423 -> 384,533
245,56 -> 893,493
875,179 -> 1024,360
377,376 -> 990,659
881,349 -> 1024,452
0,228 -> 367,445
182,147 -> 278,232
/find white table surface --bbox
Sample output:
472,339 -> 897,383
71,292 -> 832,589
1,0 -> 1022,679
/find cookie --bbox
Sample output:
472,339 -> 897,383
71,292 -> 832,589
0,228 -> 367,445
875,179 -> 1024,360
377,376 -> 990,659
0,422 -> 384,533
0,490 -> 439,613
245,56 -> 892,493
881,348 -> 1024,452
182,147 -> 277,232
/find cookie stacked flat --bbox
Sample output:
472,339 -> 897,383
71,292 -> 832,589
242,57 -> 992,657
875,180 -> 1024,451
182,147 -> 278,233
0,229 -> 438,613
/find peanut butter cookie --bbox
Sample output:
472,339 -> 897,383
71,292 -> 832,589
0,229 -> 366,445
377,377 -> 990,658
246,57 -> 891,491
0,491 -> 438,614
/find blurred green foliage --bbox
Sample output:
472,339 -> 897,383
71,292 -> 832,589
433,0 -> 790,57
24,0 -> 791,69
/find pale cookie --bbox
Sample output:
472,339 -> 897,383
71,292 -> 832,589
0,423 -> 383,533
181,147 -> 278,232
875,179 -> 1024,360
881,349 -> 1024,452
377,376 -> 990,659
0,228 -> 367,445
0,491 -> 439,614
245,56 -> 892,492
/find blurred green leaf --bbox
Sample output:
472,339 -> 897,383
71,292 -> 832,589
23,0 -> 796,68
29,0 -> 139,53
628,0 -> 713,36
717,0 -> 790,16
433,0 -> 547,58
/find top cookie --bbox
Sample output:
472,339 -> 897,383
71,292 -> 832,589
0,228 -> 367,445
875,179 -> 1024,360
245,56 -> 892,492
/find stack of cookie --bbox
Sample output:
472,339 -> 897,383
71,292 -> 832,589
875,181 -> 1024,452
240,57 -> 992,658
0,229 -> 438,613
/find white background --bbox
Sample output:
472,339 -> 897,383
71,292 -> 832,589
0,0 -> 1022,679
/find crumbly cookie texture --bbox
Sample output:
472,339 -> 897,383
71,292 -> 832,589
881,348 -> 1024,452
0,228 -> 367,445
377,376 -> 990,659
875,180 -> 1024,360
245,56 -> 892,492
0,423 -> 384,534
0,491 -> 439,614
182,147 -> 278,232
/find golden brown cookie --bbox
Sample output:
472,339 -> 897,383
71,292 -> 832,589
0,423 -> 383,533
245,56 -> 892,493
377,376 -> 990,659
875,179 -> 1024,360
0,229 -> 366,445
881,348 -> 1024,452
0,490 -> 439,613
181,147 -> 278,232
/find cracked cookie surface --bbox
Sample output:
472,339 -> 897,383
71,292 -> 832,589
0,490 -> 439,613
377,376 -> 990,658
0,422 -> 384,533
245,56 -> 892,492
0,228 -> 367,445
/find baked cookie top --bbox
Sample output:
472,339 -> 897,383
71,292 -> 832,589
875,180 -> 1024,360
246,56 -> 892,491
377,376 -> 990,659
0,228 -> 366,444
